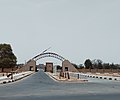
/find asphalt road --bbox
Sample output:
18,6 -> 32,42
0,70 -> 120,100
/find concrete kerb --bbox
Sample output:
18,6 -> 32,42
13,72 -> 33,82
0,71 -> 34,84
79,72 -> 120,81
46,72 -> 88,83
45,72 -> 59,82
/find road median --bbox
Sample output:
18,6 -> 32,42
46,72 -> 88,83
0,71 -> 34,84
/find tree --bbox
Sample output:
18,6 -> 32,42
84,59 -> 92,69
103,63 -> 110,69
78,64 -> 84,69
92,59 -> 103,69
110,63 -> 118,69
97,59 -> 103,69
0,44 -> 17,69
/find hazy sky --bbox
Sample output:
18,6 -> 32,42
0,0 -> 120,64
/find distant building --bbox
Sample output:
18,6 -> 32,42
45,62 -> 53,73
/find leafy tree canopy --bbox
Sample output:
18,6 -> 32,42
0,44 -> 17,68
84,59 -> 92,69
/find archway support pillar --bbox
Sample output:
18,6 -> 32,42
19,59 -> 36,72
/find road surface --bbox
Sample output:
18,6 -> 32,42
0,70 -> 120,100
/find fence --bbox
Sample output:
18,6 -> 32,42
78,69 -> 120,73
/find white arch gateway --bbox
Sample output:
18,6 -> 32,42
19,52 -> 78,72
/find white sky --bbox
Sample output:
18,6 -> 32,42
0,0 -> 120,64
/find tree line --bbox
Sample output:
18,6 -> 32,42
83,59 -> 120,69
0,43 -> 120,71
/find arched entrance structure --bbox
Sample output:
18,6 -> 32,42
32,52 -> 66,62
19,52 -> 78,72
